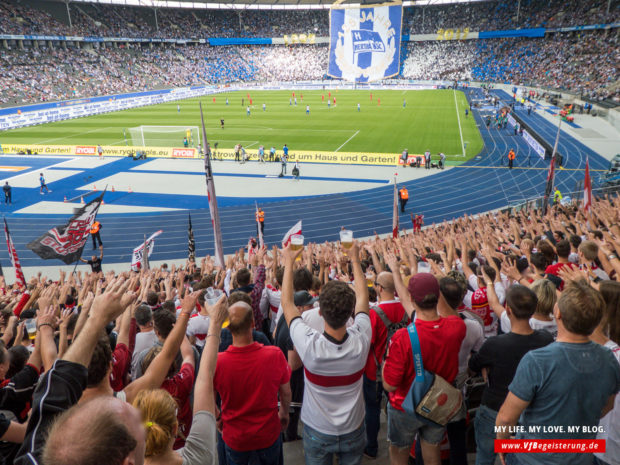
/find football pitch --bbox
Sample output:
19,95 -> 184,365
1,89 -> 483,160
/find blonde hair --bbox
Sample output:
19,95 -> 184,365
133,389 -> 178,457
530,279 -> 557,318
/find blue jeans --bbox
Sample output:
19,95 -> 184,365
363,374 -> 382,456
224,436 -> 282,465
474,405 -> 499,465
302,423 -> 366,465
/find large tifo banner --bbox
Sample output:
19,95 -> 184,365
328,3 -> 402,82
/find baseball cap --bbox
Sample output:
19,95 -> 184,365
294,291 -> 318,307
407,273 -> 440,308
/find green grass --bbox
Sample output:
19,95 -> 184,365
0,89 -> 483,160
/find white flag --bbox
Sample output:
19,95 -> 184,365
282,220 -> 302,247
131,230 -> 162,271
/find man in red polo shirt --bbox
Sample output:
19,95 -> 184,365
214,301 -> 291,465
363,271 -> 408,459
383,253 -> 466,465
544,239 -> 575,289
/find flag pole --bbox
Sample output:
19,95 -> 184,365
200,102 -> 225,267
542,118 -> 562,215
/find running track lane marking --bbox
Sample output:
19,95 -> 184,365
454,90 -> 466,157
453,166 -> 606,171
334,130 -> 360,152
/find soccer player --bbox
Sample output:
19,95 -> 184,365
250,98 -> 253,105
377,98 -> 381,106
242,98 -> 244,106
333,97 -> 336,106
465,108 -> 469,117
294,97 -> 297,106
263,103 -> 266,111
220,118 -> 225,129
289,98 -> 292,106
306,105 -> 310,115
212,97 -> 216,104
357,103 -> 360,112
370,92 -> 373,100
226,98 -> 229,105
247,106 -> 251,116
321,95 -> 324,102
327,99 -> 331,109
177,104 -> 180,113
403,99 -> 406,108
183,137 -> 189,148
39,173 -> 51,194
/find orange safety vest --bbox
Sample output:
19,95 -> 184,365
508,150 -> 516,160
256,211 -> 264,223
90,221 -> 100,234
399,188 -> 409,200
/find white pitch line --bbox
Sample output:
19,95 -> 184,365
453,90 -> 466,157
34,126 -> 114,145
245,141 -> 259,149
334,130 -> 360,152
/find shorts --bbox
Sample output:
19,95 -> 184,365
386,403 -> 445,449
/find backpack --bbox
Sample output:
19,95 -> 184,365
371,305 -> 409,381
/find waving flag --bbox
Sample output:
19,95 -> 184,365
282,221 -> 302,247
328,4 -> 402,82
27,192 -> 104,264
583,156 -> 592,212
188,213 -> 196,262
4,218 -> 25,287
392,181 -> 399,238
200,102 -> 225,267
131,230 -> 162,271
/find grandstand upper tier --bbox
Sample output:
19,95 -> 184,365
0,0 -> 618,107
1,0 -> 618,37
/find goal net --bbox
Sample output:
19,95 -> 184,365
126,126 -> 201,147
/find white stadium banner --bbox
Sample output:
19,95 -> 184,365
328,2 -> 403,82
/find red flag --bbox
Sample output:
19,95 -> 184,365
282,221 -> 302,247
4,218 -> 25,287
583,156 -> 592,212
392,182 -> 399,238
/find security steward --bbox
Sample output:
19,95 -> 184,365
553,188 -> 562,205
90,220 -> 103,250
256,208 -> 265,235
398,186 -> 409,213
508,149 -> 516,169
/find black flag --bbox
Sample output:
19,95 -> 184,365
188,213 -> 196,262
27,192 -> 104,264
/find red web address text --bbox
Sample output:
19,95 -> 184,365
495,440 -> 606,453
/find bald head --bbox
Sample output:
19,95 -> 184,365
227,302 -> 254,336
375,271 -> 395,296
43,396 -> 145,465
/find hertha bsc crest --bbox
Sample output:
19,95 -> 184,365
328,4 -> 402,82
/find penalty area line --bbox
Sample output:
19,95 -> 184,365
334,130 -> 360,152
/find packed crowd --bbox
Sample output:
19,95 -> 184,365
0,192 -> 620,465
1,0 -> 617,40
1,29 -> 617,106
402,0 -> 618,35
400,31 -> 619,102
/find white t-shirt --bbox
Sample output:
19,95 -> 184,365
301,307 -> 354,333
596,341 -> 620,465
499,312 -> 558,339
290,313 -> 371,435
186,314 -> 210,348
458,318 -> 485,375
133,330 -> 158,363
260,285 -> 281,332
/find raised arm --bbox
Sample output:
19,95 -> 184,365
124,291 -> 200,404
384,251 -> 414,319
349,242 -> 369,317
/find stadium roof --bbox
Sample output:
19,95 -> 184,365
68,0 -> 492,10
